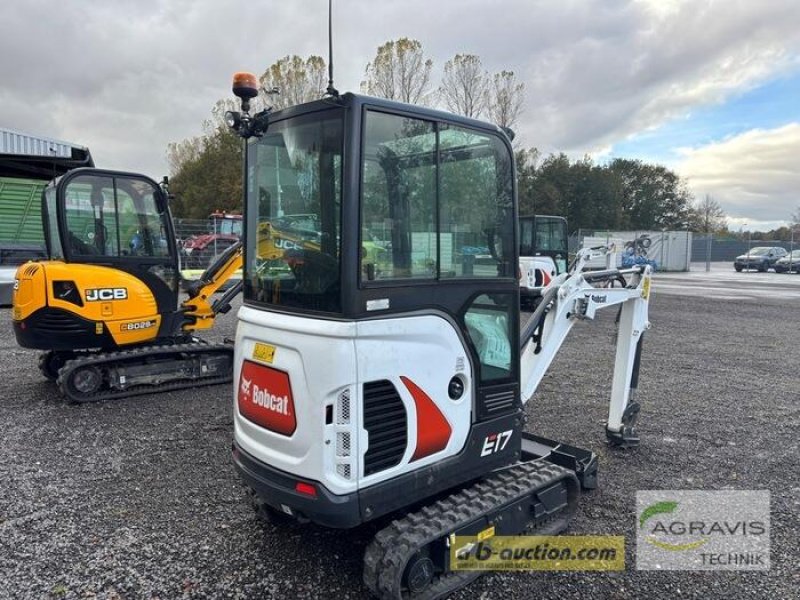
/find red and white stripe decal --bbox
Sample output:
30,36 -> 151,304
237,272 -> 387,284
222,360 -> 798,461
401,376 -> 452,461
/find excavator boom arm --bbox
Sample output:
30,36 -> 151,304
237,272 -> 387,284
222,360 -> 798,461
520,246 -> 652,447
180,221 -> 323,331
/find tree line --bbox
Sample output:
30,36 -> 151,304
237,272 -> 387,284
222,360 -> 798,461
167,37 -> 722,234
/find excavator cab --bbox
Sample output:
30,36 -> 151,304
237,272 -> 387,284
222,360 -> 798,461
46,169 -> 179,302
518,214 -> 569,306
14,168 -> 181,353
232,90 -> 525,524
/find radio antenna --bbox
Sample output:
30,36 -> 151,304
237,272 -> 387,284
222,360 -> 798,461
326,0 -> 339,97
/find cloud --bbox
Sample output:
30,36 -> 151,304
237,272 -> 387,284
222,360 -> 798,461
677,123 -> 800,224
0,0 -> 798,185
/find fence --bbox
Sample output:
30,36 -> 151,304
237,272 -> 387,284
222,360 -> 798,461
691,236 -> 798,263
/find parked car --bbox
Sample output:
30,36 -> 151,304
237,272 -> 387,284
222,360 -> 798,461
733,246 -> 787,272
773,249 -> 800,273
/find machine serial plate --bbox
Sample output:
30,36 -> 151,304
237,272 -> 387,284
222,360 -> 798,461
252,342 -> 276,364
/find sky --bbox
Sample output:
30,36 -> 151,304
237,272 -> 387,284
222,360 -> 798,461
2,0 -> 799,231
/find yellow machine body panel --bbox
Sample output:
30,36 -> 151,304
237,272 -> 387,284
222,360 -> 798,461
13,260 -> 162,348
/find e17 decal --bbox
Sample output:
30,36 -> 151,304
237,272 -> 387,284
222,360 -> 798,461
481,430 -> 513,457
85,288 -> 128,302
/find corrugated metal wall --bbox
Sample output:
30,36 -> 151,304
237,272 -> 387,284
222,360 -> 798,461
0,177 -> 45,243
0,127 -> 79,159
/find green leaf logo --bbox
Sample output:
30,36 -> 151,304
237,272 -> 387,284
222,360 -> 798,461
639,500 -> 678,529
640,500 -> 708,551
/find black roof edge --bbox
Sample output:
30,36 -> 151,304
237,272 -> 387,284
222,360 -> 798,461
265,92 -> 510,139
0,149 -> 95,181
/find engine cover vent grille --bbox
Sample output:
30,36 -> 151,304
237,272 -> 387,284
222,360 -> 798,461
363,380 -> 407,476
478,386 -> 519,420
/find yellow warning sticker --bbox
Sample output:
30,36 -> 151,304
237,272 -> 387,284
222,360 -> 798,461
477,526 -> 496,542
253,342 -> 276,364
641,276 -> 651,300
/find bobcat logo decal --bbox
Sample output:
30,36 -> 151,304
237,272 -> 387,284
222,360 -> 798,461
240,376 -> 252,399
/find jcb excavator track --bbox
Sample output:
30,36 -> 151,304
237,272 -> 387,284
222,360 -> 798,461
56,342 -> 234,404
363,460 -> 579,600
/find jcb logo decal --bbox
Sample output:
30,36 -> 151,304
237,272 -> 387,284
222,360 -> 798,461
274,238 -> 303,251
481,430 -> 513,457
120,320 -> 155,332
86,288 -> 128,302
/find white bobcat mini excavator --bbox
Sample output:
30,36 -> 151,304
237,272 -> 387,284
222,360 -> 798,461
225,73 -> 652,599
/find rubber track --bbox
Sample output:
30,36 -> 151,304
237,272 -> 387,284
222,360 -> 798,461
56,342 -> 233,404
363,461 -> 578,600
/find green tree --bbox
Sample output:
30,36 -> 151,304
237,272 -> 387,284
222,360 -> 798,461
167,101 -> 242,219
516,150 -> 693,232
609,158 -> 695,230
361,38 -> 433,104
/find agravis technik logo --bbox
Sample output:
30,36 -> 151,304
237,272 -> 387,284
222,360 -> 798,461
636,491 -> 770,570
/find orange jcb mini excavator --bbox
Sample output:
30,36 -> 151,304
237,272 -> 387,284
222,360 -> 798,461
11,168 -> 244,403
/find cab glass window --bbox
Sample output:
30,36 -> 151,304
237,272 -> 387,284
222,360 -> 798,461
464,293 -> 514,382
439,125 -> 513,278
62,174 -> 169,259
360,111 -> 514,282
43,186 -> 64,259
361,112 -> 436,280
244,111 -> 344,313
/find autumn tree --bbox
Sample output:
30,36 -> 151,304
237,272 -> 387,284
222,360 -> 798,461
438,54 -> 487,118
690,194 -> 727,233
259,55 -> 327,110
361,38 -> 433,104
486,70 -> 525,130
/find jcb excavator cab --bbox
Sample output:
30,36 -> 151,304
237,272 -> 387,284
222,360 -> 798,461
13,168 -> 181,352
49,169 -> 177,290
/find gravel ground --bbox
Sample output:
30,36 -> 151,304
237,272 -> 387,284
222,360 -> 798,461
0,291 -> 797,599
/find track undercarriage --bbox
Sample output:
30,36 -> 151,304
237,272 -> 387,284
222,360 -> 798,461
363,460 -> 580,599
39,341 -> 233,403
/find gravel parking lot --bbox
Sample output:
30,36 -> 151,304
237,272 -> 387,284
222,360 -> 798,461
1,280 -> 797,599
